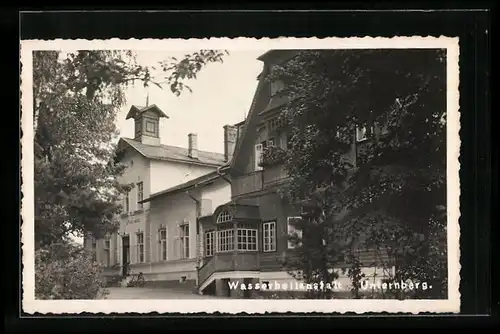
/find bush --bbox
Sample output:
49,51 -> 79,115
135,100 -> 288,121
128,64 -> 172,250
35,242 -> 108,299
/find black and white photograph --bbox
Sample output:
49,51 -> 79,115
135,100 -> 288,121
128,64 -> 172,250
21,37 -> 460,314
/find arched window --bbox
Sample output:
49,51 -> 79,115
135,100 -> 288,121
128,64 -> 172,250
216,210 -> 232,223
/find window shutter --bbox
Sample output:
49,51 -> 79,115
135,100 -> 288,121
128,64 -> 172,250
255,144 -> 263,171
156,228 -> 160,262
173,234 -> 180,259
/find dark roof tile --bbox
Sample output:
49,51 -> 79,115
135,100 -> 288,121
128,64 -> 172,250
120,137 -> 226,166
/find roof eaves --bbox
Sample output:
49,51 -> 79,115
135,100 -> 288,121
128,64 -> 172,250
229,72 -> 265,171
120,138 -> 149,159
148,155 -> 224,167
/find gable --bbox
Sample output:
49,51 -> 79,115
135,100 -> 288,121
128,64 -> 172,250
228,70 -> 270,175
228,50 -> 301,176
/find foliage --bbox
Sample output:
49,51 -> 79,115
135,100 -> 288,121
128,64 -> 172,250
35,242 -> 108,299
32,49 -> 227,246
259,146 -> 287,166
343,254 -> 366,299
270,49 -> 448,298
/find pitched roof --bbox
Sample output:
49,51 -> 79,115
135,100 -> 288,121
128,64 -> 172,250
119,137 -> 226,167
140,170 -> 221,203
258,93 -> 290,116
125,104 -> 169,120
228,50 -> 301,174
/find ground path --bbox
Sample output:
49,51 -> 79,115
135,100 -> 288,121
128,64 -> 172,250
103,287 -> 220,299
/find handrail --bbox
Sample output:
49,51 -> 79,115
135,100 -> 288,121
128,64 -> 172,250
198,256 -> 217,288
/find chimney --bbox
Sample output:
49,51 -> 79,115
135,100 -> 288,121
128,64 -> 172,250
188,133 -> 198,159
223,125 -> 238,162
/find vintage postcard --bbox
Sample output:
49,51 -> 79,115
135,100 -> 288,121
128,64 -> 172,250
20,37 -> 460,314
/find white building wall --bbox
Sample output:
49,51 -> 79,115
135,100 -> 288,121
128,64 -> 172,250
149,160 -> 216,194
145,177 -> 232,282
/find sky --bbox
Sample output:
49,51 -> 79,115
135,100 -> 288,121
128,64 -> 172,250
116,49 -> 266,154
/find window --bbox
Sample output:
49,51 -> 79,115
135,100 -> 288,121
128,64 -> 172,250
204,230 -> 215,256
263,221 -> 277,252
216,210 -> 232,224
180,224 -> 189,259
268,138 -> 275,147
270,80 -> 285,96
137,182 -> 143,210
134,119 -> 142,137
159,228 -> 167,261
356,125 -> 374,142
104,239 -> 110,267
217,229 -> 234,252
268,117 -> 285,132
287,217 -> 303,249
137,232 -> 144,263
237,227 -> 258,251
145,120 -> 156,134
255,144 -> 263,171
124,191 -> 130,213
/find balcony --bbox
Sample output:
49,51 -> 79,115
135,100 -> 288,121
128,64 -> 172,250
198,252 -> 260,288
263,163 -> 289,187
258,146 -> 287,168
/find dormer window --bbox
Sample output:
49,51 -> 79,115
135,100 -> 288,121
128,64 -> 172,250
145,120 -> 157,136
216,210 -> 233,224
270,80 -> 285,96
268,117 -> 285,132
126,104 -> 168,146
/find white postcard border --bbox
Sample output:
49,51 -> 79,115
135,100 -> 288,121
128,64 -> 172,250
20,36 -> 461,314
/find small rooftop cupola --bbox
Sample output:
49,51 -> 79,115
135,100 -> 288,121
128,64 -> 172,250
126,102 -> 169,146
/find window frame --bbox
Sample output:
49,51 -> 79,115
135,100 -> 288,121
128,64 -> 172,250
270,79 -> 285,96
137,182 -> 144,210
145,120 -> 157,135
104,239 -> 111,267
216,229 -> 234,253
263,221 -> 277,252
356,125 -> 375,142
204,230 -> 215,257
255,143 -> 264,171
236,227 -> 258,252
159,228 -> 167,261
179,224 -> 190,259
136,232 -> 145,263
216,210 -> 233,224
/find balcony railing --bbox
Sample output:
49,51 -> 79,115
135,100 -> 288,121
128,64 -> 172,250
198,253 -> 260,288
232,172 -> 263,198
263,164 -> 289,187
258,146 -> 287,167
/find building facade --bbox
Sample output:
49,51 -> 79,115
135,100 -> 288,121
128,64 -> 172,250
196,50 -> 394,298
85,103 -> 241,286
136,168 -> 233,287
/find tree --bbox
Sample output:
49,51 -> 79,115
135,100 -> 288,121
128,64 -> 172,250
31,49 -> 228,299
270,49 -> 447,299
35,242 -> 108,299
32,49 -> 228,247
